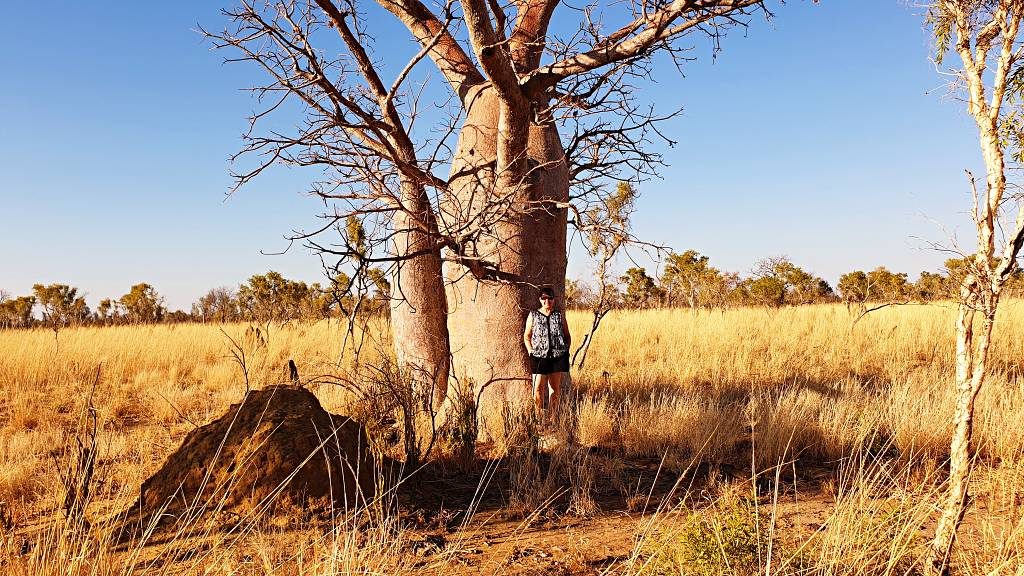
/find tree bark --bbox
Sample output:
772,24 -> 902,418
391,179 -> 451,412
445,86 -> 569,435
926,277 -> 994,576
924,8 -> 1022,570
212,0 -> 768,433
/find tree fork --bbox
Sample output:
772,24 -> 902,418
446,87 -> 568,433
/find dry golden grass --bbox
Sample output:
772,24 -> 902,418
571,302 -> 1024,391
0,320 -> 390,530
0,302 -> 1022,574
569,302 -> 1024,467
575,395 -> 616,448
619,392 -> 741,466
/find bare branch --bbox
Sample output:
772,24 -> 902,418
462,0 -> 525,104
523,0 -> 764,91
374,0 -> 486,101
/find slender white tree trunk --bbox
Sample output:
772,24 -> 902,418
926,275 -> 991,575
924,8 -> 1022,569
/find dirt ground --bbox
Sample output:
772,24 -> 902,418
321,440 -> 844,576
14,443 -> 1016,575
12,423 -> 1016,575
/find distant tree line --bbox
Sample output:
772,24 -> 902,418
3,256 -> 1021,329
565,252 -> 1024,310
0,270 -> 390,330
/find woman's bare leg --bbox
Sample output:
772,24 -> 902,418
547,371 -> 562,427
533,373 -> 549,424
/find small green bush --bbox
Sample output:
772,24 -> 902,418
644,495 -> 776,576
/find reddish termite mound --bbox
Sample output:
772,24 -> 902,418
123,385 -> 374,535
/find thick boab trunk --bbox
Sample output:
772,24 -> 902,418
391,181 -> 451,411
446,87 -> 569,432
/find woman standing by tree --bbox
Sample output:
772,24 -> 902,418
523,286 -> 571,428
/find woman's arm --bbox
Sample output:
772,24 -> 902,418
523,312 -> 534,355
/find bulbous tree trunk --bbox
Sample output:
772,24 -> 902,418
445,86 -> 569,433
391,180 -> 451,412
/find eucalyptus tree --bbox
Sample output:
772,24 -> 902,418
119,283 -> 166,324
661,250 -> 732,309
924,2 -> 1024,574
0,295 -> 35,329
32,283 -> 89,333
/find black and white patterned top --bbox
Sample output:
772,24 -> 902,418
530,309 -> 568,358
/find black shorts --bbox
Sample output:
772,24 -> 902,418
531,354 -> 569,375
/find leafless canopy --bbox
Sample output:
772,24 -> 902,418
203,0 -> 768,290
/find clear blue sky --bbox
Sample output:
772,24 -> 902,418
0,1 -> 983,310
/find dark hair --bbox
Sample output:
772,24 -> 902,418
539,286 -> 555,298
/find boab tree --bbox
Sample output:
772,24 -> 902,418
924,2 -> 1024,574
207,0 -> 767,415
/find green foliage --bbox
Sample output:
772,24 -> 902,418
345,215 -> 367,257
4,251 -> 1002,329
564,278 -> 592,309
607,182 -> 636,228
927,3 -> 1024,165
866,267 -> 910,301
31,283 -> 89,329
838,270 -> 869,303
839,268 -> 909,303
190,270 -> 387,324
997,108 -> 1024,164
744,276 -> 787,308
661,250 -> 734,309
840,263 -> 997,303
942,256 -> 972,293
304,282 -> 334,320
191,287 -> 240,323
585,181 -> 636,254
237,271 -> 311,322
0,295 -> 35,329
321,272 -> 357,316
1,266 -> 394,329
620,267 -> 663,309
925,5 -> 954,66
118,283 -> 165,324
751,257 -> 833,306
644,495 -> 774,576
914,271 -> 949,300
95,298 -> 116,323
365,267 -> 391,299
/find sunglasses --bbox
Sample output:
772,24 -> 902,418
539,295 -> 553,301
